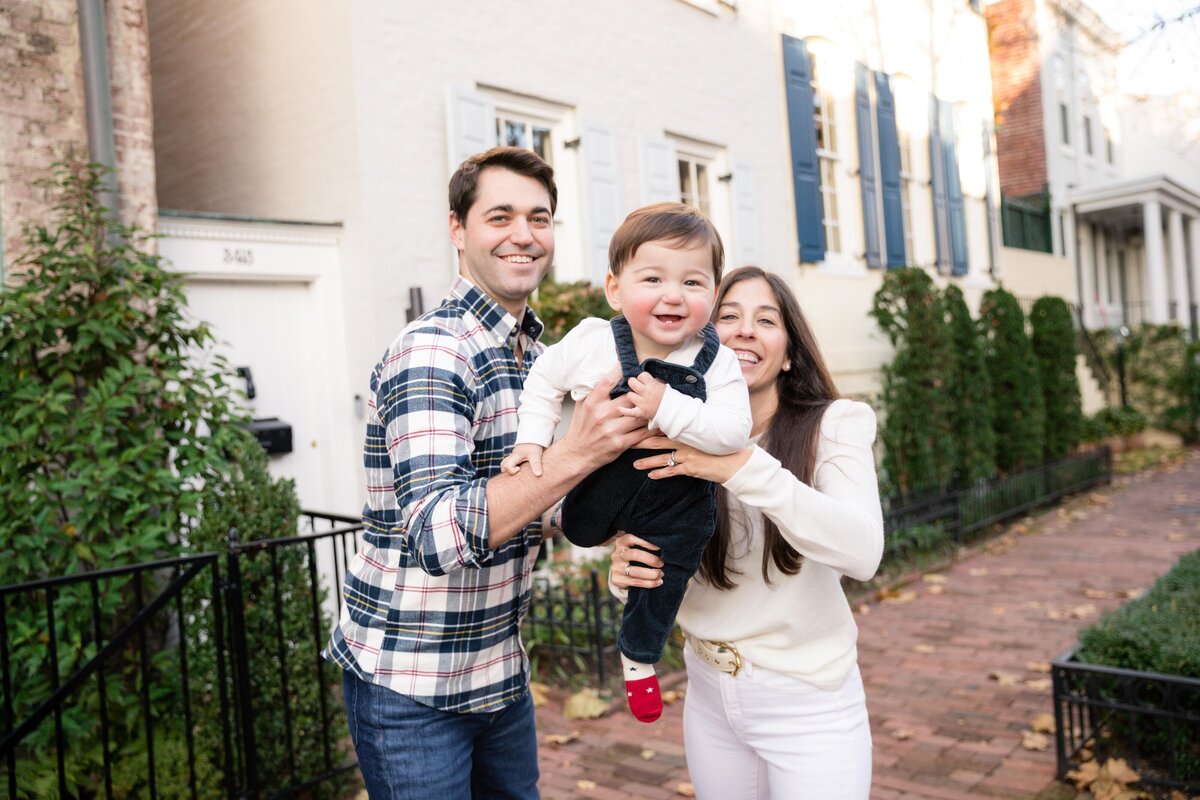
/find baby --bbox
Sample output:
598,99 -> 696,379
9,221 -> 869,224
502,202 -> 750,722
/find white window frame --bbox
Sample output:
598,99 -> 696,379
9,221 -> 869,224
898,128 -> 916,265
667,133 -> 733,257
811,54 -> 842,257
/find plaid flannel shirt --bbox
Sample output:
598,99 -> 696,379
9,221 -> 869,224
324,277 -> 545,713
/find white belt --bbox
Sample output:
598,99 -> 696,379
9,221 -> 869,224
692,638 -> 744,677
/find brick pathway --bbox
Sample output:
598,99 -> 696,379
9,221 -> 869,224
533,450 -> 1200,799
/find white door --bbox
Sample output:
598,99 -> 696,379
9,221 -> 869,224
184,278 -> 339,512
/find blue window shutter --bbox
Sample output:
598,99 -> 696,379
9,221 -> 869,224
874,71 -> 905,268
941,101 -> 969,275
782,35 -> 825,262
855,64 -> 881,268
929,95 -> 951,273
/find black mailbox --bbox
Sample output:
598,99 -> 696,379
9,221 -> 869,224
245,417 -> 293,455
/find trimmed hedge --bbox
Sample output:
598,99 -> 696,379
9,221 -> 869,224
1030,296 -> 1083,460
1077,549 -> 1200,677
943,285 -> 996,483
980,287 -> 1046,473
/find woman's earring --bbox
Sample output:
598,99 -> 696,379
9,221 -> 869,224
782,361 -> 791,371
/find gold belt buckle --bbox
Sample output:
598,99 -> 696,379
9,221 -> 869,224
713,641 -> 743,677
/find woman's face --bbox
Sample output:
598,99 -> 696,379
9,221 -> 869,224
714,277 -> 789,396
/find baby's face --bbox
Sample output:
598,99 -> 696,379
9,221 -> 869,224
604,240 -> 717,360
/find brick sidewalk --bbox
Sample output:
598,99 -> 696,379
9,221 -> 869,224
533,450 -> 1200,799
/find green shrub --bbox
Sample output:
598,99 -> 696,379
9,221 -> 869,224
1093,323 -> 1193,439
1078,550 -> 1200,677
979,288 -> 1046,473
942,285 -> 996,483
0,162 -> 250,798
870,268 -> 958,496
530,279 -> 612,344
1089,405 -> 1149,438
1030,296 -> 1083,460
882,523 -> 954,566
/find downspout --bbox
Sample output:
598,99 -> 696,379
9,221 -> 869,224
77,0 -> 119,216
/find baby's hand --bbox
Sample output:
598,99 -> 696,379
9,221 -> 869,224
501,443 -> 545,477
621,372 -> 666,422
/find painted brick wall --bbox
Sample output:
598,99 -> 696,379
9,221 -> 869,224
0,0 -> 155,275
985,0 -> 1048,198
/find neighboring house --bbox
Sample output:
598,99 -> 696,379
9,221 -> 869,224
0,0 -> 156,276
146,0 -> 1002,511
986,0 -> 1200,335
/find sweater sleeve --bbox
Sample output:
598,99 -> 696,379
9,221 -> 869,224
720,399 -> 884,581
652,345 -> 751,454
514,319 -> 604,446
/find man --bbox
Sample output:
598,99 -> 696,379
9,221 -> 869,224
325,147 -> 644,799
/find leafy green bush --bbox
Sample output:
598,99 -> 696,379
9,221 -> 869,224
870,269 -> 958,496
942,285 -> 996,484
1078,550 -> 1200,676
0,162 -> 249,797
1089,406 -> 1149,438
531,279 -> 613,344
979,287 -> 1046,473
1030,296 -> 1083,460
1093,323 -> 1194,440
882,524 -> 954,567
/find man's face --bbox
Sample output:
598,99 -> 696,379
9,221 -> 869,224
449,167 -> 555,317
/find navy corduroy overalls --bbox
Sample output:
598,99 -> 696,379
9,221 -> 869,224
561,315 -> 720,664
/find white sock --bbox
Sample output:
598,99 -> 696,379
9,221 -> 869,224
621,653 -> 656,681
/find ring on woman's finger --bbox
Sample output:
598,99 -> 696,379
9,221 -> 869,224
666,451 -> 677,468
623,564 -> 632,577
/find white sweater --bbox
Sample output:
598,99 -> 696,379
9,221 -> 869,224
675,399 -> 884,690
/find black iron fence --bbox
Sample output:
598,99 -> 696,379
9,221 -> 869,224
1052,646 -> 1200,794
1,511 -> 363,800
883,446 -> 1112,544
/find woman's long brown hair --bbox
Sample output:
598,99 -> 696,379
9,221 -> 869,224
699,267 -> 841,589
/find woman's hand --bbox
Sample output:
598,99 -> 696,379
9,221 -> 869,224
632,436 -> 753,485
609,533 -> 664,589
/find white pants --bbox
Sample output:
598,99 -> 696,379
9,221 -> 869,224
682,645 -> 872,800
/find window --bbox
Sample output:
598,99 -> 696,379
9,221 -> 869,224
1106,133 -> 1114,165
1059,102 -> 1071,146
1083,116 -> 1093,156
812,55 -> 840,253
496,113 -> 553,165
677,155 -> 712,217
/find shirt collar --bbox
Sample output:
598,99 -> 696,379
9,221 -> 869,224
450,276 -> 544,347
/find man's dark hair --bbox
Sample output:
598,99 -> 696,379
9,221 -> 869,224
449,147 -> 558,222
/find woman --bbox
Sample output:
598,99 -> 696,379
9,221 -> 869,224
609,266 -> 884,799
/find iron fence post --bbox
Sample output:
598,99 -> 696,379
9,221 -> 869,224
224,528 -> 259,798
589,570 -> 606,687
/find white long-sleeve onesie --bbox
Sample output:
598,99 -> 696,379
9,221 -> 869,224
515,317 -> 750,453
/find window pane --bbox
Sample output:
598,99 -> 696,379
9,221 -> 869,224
1059,103 -> 1070,145
695,162 -> 710,215
532,126 -> 552,162
503,120 -> 528,149
679,160 -> 693,205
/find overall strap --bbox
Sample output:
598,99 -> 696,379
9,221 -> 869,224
690,322 -> 721,375
609,316 -> 645,384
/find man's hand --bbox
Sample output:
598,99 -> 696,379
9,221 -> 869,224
501,443 -> 545,477
619,371 -> 666,423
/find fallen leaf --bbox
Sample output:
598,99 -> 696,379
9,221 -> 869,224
1088,493 -> 1112,506
1027,661 -> 1051,673
1067,760 -> 1101,789
662,689 -> 683,705
1118,587 -> 1145,600
992,605 -> 1008,615
1012,522 -> 1031,535
969,568 -> 989,577
881,589 -> 918,605
1030,712 -> 1056,733
640,748 -> 655,760
892,728 -> 915,740
1021,730 -> 1050,750
576,779 -> 597,792
1166,532 -> 1187,542
1024,677 -> 1052,691
675,782 -> 696,797
529,682 -> 550,707
922,574 -> 948,584
1084,588 -> 1110,599
990,670 -> 1022,686
927,584 -> 946,595
1070,603 -> 1097,619
1104,758 -> 1141,785
564,688 -> 609,720
856,603 -> 871,615
913,644 -> 937,654
544,731 -> 580,746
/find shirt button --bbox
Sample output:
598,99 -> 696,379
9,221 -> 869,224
685,375 -> 698,384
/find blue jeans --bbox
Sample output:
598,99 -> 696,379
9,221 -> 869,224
342,670 -> 540,799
